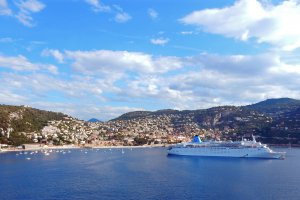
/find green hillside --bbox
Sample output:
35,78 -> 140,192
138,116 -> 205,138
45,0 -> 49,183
0,105 -> 67,145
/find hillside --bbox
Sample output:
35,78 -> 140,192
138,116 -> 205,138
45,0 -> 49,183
112,99 -> 300,144
0,105 -> 67,145
259,106 -> 300,144
1,98 -> 300,146
112,106 -> 272,141
246,98 -> 300,117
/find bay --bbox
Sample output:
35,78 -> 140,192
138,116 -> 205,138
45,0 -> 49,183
0,147 -> 299,200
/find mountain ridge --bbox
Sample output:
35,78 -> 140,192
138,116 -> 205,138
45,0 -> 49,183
88,118 -> 101,123
113,98 -> 300,121
245,98 -> 300,117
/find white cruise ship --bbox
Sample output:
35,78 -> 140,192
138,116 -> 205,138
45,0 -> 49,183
168,135 -> 286,159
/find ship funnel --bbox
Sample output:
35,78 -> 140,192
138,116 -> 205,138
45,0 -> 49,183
192,135 -> 202,143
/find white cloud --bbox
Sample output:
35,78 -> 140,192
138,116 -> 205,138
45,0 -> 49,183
180,31 -> 194,35
185,53 -> 275,76
15,0 -> 45,27
148,8 -> 158,19
85,0 -> 110,12
0,0 -> 12,15
90,105 -> 144,121
0,70 -> 141,120
180,0 -> 300,51
40,49 -> 300,110
114,11 -> 131,23
46,64 -> 58,74
112,5 -> 131,23
42,48 -> 64,63
64,49 -> 182,74
117,52 -> 300,110
3,48 -> 300,120
84,2 -> 131,23
268,62 -> 300,75
17,0 -> 45,12
150,38 -> 169,46
0,73 -> 97,100
0,54 -> 58,74
0,90 -> 28,104
30,102 -> 143,121
0,54 -> 40,71
123,75 -> 195,107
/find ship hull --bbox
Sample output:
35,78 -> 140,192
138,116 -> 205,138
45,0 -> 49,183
167,147 -> 285,159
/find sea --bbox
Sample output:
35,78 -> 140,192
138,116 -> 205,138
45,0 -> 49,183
0,147 -> 299,200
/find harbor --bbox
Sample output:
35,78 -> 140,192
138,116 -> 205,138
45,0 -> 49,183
0,147 -> 299,200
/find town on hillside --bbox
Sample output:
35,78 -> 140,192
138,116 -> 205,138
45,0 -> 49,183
1,98 -> 300,149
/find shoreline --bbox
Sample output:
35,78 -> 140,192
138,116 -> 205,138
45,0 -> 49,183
90,144 -> 167,149
0,144 -> 167,153
2,143 -> 299,154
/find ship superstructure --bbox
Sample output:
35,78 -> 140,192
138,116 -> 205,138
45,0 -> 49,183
168,135 -> 285,159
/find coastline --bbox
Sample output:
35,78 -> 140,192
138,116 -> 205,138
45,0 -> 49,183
2,143 -> 298,154
0,145 -> 79,153
90,144 -> 167,149
0,144 -> 167,153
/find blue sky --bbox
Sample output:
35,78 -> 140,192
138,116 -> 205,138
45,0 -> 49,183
1,0 -> 300,120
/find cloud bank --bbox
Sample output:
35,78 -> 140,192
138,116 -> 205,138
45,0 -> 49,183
180,0 -> 300,51
2,48 -> 300,120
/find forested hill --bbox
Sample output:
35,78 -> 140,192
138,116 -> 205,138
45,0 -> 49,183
0,105 -> 67,145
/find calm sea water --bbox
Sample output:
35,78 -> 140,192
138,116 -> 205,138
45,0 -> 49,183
0,147 -> 299,200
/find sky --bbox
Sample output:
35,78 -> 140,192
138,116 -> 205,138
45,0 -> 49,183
1,0 -> 300,121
